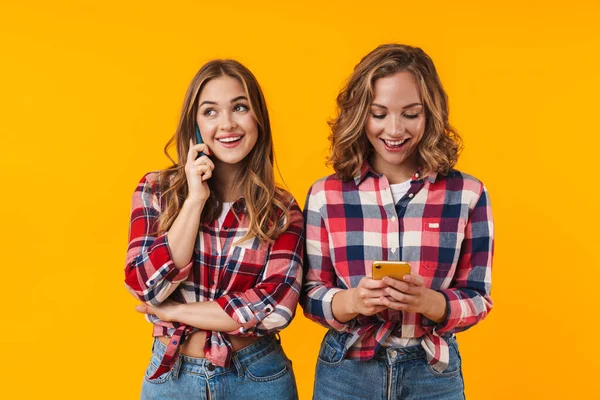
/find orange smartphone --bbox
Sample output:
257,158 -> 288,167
371,261 -> 412,281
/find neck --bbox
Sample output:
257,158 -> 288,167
369,154 -> 417,184
212,160 -> 244,202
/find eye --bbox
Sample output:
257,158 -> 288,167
371,113 -> 386,120
203,108 -> 217,117
233,103 -> 249,113
403,113 -> 420,119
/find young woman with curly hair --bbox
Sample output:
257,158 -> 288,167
302,44 -> 494,400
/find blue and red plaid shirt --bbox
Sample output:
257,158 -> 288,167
301,162 -> 494,372
125,172 -> 304,377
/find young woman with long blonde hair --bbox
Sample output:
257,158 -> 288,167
125,59 -> 302,399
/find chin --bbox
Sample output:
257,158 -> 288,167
218,158 -> 243,165
216,154 -> 247,165
382,155 -> 408,166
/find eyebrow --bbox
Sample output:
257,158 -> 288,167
199,95 -> 249,107
371,102 -> 422,110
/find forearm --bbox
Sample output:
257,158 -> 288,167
166,198 -> 205,268
172,301 -> 242,332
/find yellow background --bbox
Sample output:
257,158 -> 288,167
1,0 -> 598,398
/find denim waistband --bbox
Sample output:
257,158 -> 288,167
321,329 -> 455,365
151,335 -> 282,379
373,335 -> 456,364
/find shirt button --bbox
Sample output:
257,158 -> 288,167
265,305 -> 273,313
408,193 -> 414,198
415,172 -> 420,178
391,248 -> 397,253
149,280 -> 154,285
206,363 -> 215,371
213,251 -> 219,256
390,349 -> 398,359
391,216 -> 396,222
172,340 -> 178,345
223,226 -> 229,230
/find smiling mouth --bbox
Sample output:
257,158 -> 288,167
381,138 -> 408,148
217,136 -> 243,144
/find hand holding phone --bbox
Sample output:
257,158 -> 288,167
184,124 -> 214,201
371,261 -> 411,281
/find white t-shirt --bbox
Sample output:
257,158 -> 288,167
217,202 -> 233,228
389,179 -> 411,204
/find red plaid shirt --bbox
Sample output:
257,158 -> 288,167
125,172 -> 304,376
301,162 -> 494,372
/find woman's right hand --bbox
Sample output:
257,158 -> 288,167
185,139 -> 214,203
350,277 -> 388,316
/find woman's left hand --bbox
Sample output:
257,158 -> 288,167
380,275 -> 447,323
135,301 -> 180,322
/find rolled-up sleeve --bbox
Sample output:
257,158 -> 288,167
214,201 -> 304,336
434,185 -> 494,334
124,173 -> 192,305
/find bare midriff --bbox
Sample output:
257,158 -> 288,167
157,330 -> 259,358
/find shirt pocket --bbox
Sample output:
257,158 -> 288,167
420,218 -> 466,271
222,246 -> 269,291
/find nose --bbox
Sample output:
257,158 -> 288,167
220,112 -> 238,131
389,115 -> 406,136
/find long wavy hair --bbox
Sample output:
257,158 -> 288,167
155,60 -> 290,243
328,44 -> 462,180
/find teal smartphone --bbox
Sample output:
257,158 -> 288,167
194,124 -> 206,159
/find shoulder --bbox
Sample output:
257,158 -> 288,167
131,172 -> 168,210
134,171 -> 161,193
439,169 -> 484,190
138,171 -> 160,185
273,188 -> 304,229
437,169 -> 488,208
306,173 -> 347,196
276,187 -> 301,213
303,173 -> 352,217
306,174 -> 359,211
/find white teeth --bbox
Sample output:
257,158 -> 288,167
384,139 -> 407,146
218,136 -> 242,143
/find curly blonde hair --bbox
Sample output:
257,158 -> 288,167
155,60 -> 290,243
328,44 -> 462,180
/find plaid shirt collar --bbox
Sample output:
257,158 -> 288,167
230,197 -> 247,214
352,160 -> 437,187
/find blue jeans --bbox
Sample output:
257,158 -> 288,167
313,330 -> 464,400
141,335 -> 298,400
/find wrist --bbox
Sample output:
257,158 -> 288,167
423,290 -> 447,323
346,288 -> 359,315
168,302 -> 185,322
331,289 -> 359,323
184,196 -> 206,209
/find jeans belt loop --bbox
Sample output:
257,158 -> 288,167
171,356 -> 182,379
